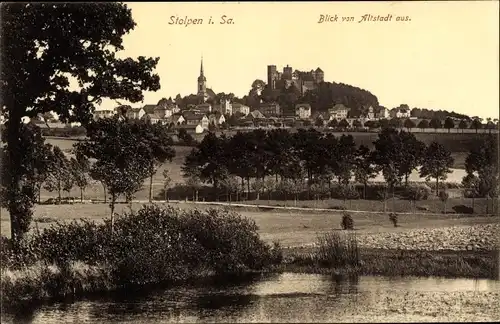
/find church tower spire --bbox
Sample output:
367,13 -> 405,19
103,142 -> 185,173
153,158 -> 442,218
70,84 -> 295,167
197,56 -> 207,102
200,56 -> 204,76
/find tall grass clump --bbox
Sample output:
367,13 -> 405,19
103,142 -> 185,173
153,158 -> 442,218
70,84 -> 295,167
0,205 -> 281,306
315,231 -> 359,269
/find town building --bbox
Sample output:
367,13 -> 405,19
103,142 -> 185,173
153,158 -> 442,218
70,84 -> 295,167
259,102 -> 281,117
208,112 -> 226,125
232,103 -> 250,116
213,98 -> 232,116
93,109 -> 115,120
183,111 -> 209,130
195,103 -> 212,114
390,107 -> 411,119
328,103 -> 350,120
376,107 -> 390,119
295,103 -> 312,119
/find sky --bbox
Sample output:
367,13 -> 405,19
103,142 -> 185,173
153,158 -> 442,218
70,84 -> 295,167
95,1 -> 499,119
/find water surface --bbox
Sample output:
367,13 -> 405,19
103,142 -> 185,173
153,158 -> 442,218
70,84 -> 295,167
4,273 -> 499,323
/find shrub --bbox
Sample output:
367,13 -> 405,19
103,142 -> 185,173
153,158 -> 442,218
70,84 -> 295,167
341,212 -> 354,230
13,205 -> 279,286
404,184 -> 431,201
315,231 -> 359,268
452,205 -> 474,214
389,213 -> 398,227
332,185 -> 360,200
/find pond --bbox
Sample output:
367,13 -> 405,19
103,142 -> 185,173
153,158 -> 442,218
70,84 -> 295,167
3,273 -> 499,323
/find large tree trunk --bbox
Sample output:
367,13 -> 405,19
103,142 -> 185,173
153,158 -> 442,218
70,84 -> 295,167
149,173 -> 153,203
247,177 -> 251,200
110,193 -> 116,236
6,119 -> 34,245
436,178 -> 439,196
101,183 -> 107,203
80,188 -> 84,202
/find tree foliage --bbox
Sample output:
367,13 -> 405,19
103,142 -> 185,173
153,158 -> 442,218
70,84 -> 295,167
1,3 -> 160,243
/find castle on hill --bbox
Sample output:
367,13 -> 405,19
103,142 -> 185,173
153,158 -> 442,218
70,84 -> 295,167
267,64 -> 325,95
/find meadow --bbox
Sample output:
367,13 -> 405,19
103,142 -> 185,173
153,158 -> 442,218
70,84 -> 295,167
1,201 -> 497,246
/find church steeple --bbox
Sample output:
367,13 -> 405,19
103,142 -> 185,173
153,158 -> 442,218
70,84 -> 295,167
200,56 -> 204,76
197,56 -> 207,102
197,56 -> 206,82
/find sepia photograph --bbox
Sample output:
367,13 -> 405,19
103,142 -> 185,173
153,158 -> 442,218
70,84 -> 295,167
0,1 -> 499,323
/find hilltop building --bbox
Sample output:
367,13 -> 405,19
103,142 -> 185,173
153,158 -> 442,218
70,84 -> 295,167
267,64 -> 324,95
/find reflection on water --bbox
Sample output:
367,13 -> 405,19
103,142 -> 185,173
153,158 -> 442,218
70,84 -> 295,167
3,273 -> 499,323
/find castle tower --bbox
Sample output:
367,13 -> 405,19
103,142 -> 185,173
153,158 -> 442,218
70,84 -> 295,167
197,57 -> 208,102
267,65 -> 278,90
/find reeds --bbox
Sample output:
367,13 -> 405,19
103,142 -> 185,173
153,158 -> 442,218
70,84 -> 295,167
315,231 -> 360,268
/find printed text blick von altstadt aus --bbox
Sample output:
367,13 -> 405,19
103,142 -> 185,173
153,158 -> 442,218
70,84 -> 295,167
318,14 -> 411,23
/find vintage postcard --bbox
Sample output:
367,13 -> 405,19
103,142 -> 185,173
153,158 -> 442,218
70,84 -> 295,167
0,1 -> 498,323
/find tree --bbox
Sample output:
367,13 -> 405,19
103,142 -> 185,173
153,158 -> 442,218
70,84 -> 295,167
458,119 -> 468,133
76,117 -> 153,232
444,117 -> 455,133
403,118 -> 416,131
328,119 -> 339,128
429,118 -> 442,131
69,154 -> 90,202
389,118 -> 402,129
439,191 -> 450,214
470,118 -> 482,133
315,116 -> 325,127
162,169 -> 172,202
185,174 -> 203,201
354,145 -> 377,198
399,132 -> 426,186
352,119 -> 363,128
463,134 -> 498,209
44,146 -> 72,201
0,123 -> 53,236
372,128 -> 405,191
419,142 -> 454,195
417,119 -> 429,131
221,175 -> 240,202
1,3 -> 160,244
338,119 -> 350,129
182,133 -> 229,199
251,179 -> 265,200
178,128 -> 195,145
135,120 -> 175,203
379,118 -> 390,129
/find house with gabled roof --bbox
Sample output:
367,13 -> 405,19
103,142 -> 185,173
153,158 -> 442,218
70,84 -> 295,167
328,103 -> 350,120
208,112 -> 226,125
183,111 -> 209,130
169,113 -> 185,126
126,107 -> 146,119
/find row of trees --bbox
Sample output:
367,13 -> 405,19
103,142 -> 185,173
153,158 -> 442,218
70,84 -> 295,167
181,127 -> 463,201
1,117 -> 176,233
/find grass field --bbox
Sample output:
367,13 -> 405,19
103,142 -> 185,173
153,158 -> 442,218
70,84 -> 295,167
1,202 -> 498,247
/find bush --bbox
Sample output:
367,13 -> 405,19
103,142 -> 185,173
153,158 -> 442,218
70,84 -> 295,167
439,191 -> 449,202
5,205 -> 279,286
332,185 -> 360,200
389,213 -> 398,227
452,205 -> 474,214
341,212 -> 354,230
404,184 -> 431,201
